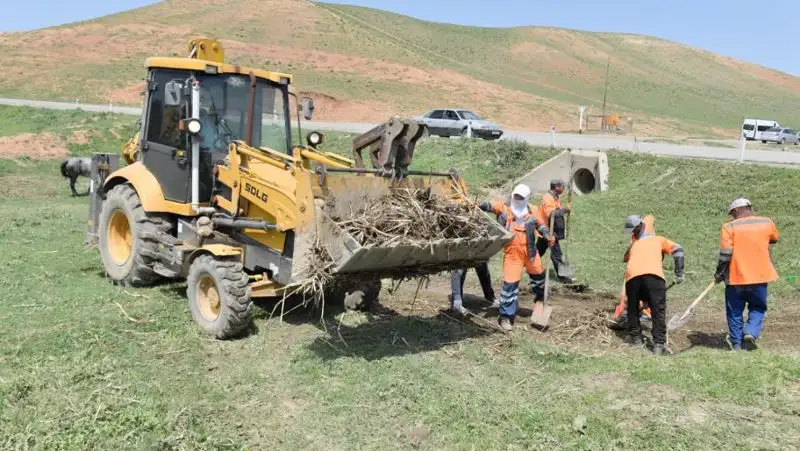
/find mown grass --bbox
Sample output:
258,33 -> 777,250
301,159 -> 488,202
1,108 -> 799,449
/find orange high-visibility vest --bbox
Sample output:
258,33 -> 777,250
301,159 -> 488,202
719,215 -> 779,285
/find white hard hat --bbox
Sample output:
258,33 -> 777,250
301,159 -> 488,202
623,215 -> 642,234
512,184 -> 531,199
728,198 -> 751,212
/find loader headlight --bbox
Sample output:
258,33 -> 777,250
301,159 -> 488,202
306,131 -> 324,147
183,118 -> 202,135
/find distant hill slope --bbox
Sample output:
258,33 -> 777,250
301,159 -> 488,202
0,0 -> 797,136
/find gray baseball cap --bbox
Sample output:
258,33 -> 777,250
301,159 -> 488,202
623,215 -> 642,234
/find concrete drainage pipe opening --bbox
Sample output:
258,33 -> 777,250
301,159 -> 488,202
573,168 -> 596,194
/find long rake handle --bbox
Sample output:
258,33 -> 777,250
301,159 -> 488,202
675,281 -> 716,323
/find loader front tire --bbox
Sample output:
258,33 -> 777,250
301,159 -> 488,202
187,255 -> 253,339
98,184 -> 172,286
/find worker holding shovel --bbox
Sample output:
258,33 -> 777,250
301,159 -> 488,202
537,179 -> 574,284
715,198 -> 779,351
623,214 -> 685,355
479,184 -> 553,331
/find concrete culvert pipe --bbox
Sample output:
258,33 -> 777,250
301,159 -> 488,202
573,168 -> 596,194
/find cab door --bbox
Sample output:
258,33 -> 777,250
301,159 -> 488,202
140,68 -> 193,203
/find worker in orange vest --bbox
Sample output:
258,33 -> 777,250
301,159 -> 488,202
609,216 -> 657,329
480,184 -> 553,331
714,198 -> 779,351
623,214 -> 685,355
537,179 -> 573,283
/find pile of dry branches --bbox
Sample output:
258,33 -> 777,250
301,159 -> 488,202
334,188 -> 493,247
281,239 -> 336,310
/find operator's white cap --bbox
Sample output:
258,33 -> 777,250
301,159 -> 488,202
512,183 -> 531,199
728,198 -> 751,212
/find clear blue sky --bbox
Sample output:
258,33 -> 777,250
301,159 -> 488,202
1,0 -> 796,75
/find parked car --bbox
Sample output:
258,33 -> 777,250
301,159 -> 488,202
413,109 -> 504,140
760,127 -> 799,145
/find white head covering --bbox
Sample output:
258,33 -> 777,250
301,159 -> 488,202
510,184 -> 532,219
728,198 -> 751,212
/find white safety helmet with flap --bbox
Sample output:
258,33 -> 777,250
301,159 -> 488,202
510,184 -> 532,219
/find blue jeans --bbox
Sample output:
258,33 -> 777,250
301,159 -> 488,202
725,283 -> 768,346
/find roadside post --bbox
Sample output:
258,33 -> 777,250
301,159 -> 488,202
739,123 -> 746,163
550,125 -> 556,148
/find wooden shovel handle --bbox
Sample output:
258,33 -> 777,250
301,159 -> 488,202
677,281 -> 716,321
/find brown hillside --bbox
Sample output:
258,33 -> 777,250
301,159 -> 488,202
0,0 -> 797,136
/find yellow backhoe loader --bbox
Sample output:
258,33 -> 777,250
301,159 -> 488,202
86,38 -> 510,339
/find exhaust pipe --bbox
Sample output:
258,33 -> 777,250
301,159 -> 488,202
190,80 -> 215,216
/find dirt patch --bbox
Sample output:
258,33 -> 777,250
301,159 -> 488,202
579,371 -> 628,391
69,130 -> 91,145
109,83 -> 146,105
295,91 -> 395,123
399,273 -> 800,357
0,133 -> 67,159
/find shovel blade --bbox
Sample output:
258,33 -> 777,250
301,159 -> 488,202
667,313 -> 688,331
530,303 -> 553,328
557,262 -> 575,279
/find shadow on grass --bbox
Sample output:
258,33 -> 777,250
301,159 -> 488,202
308,311 -> 496,361
257,295 -> 498,361
685,331 -> 730,350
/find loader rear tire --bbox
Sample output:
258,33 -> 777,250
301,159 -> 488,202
187,255 -> 252,339
98,184 -> 172,286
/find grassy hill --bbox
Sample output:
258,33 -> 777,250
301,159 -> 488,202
0,0 -> 798,136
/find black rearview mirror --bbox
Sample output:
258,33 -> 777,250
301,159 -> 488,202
300,97 -> 314,120
164,80 -> 184,107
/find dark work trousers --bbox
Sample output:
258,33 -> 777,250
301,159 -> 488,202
536,238 -> 566,278
451,262 -> 496,302
625,274 -> 667,345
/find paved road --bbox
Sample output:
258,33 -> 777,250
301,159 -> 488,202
3,97 -> 798,166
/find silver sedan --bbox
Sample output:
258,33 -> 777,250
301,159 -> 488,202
760,127 -> 799,145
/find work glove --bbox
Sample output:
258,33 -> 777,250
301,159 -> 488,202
548,235 -> 556,246
478,202 -> 491,212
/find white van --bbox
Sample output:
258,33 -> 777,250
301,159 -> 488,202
742,119 -> 781,140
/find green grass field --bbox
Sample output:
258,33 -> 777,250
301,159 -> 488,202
1,106 -> 799,449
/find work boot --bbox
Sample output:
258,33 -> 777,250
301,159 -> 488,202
725,334 -> 742,351
630,336 -> 644,348
652,344 -> 666,356
498,317 -> 513,332
559,276 -> 575,284
451,304 -> 469,316
488,298 -> 500,308
743,334 -> 759,351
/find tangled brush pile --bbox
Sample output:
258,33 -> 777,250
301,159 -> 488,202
334,188 -> 493,246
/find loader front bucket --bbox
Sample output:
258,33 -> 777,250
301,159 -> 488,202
291,172 -> 511,282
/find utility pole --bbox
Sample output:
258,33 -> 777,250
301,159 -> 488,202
601,56 -> 610,131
